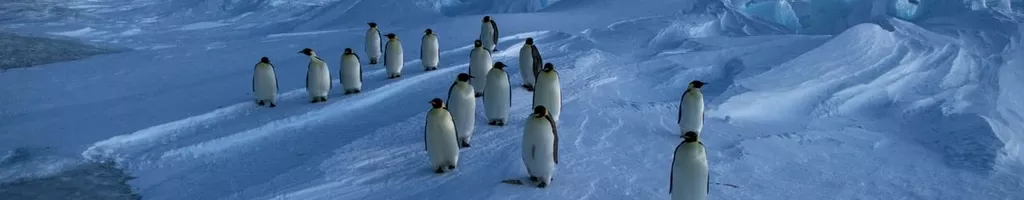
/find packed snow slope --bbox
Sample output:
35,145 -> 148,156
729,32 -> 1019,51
2,0 -> 1024,199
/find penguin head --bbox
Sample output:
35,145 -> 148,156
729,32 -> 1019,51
429,98 -> 444,108
298,48 -> 314,56
456,73 -> 473,82
386,33 -> 397,39
483,16 -> 491,22
532,106 -> 548,118
343,48 -> 353,54
367,22 -> 377,28
493,62 -> 506,70
525,38 -> 534,45
474,40 -> 482,47
542,63 -> 555,72
688,80 -> 707,89
682,131 -> 700,142
424,28 -> 433,35
259,56 -> 270,64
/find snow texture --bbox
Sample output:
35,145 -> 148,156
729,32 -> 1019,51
1,0 -> 1023,199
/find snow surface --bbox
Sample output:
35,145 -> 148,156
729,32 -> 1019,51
2,0 -> 1024,199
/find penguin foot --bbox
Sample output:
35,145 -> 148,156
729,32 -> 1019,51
257,101 -> 265,106
320,97 -> 328,102
529,176 -> 538,182
353,89 -> 360,93
311,99 -> 320,103
434,167 -> 445,174
488,120 -> 497,125
475,93 -> 483,98
459,141 -> 470,148
496,121 -> 505,126
536,182 -> 547,188
447,165 -> 456,170
344,90 -> 352,95
523,85 -> 535,91
370,60 -> 378,65
269,103 -> 277,108
396,74 -> 402,78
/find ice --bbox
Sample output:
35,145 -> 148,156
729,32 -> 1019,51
1,0 -> 1023,199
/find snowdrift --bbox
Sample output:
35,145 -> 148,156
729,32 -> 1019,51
0,31 -> 120,70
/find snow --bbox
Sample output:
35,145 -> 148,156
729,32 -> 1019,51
2,0 -> 1024,199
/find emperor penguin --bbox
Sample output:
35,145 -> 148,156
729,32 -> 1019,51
518,37 -> 544,91
300,48 -> 331,103
678,80 -> 707,137
421,28 -> 440,71
252,56 -> 278,107
340,48 -> 363,94
469,40 -> 493,97
522,105 -> 559,188
484,62 -> 512,126
424,98 -> 460,174
533,63 -> 562,123
446,73 -> 476,148
383,33 -> 404,79
670,131 -> 709,200
365,22 -> 383,65
479,16 -> 500,52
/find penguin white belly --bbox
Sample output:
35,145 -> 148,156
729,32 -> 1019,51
671,148 -> 708,200
518,47 -> 536,86
386,41 -> 404,76
426,110 -> 459,168
678,93 -> 704,134
480,24 -> 496,50
469,49 -> 492,94
534,73 -> 562,122
254,67 -> 277,101
449,84 -> 476,142
306,64 -> 331,97
366,31 -> 381,60
484,70 -> 510,121
422,36 -> 439,68
522,118 -> 556,182
341,56 -> 361,90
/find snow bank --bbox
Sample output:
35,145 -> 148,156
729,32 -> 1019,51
0,32 -> 120,70
713,19 -> 1021,172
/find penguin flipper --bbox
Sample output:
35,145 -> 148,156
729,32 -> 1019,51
678,89 -> 689,124
531,45 -> 543,76
491,21 -> 499,49
669,142 -> 686,194
424,111 -> 430,151
420,35 -> 426,63
382,40 -> 389,67
546,115 -> 558,164
271,64 -> 278,91
252,64 -> 258,92
446,82 -> 457,107
506,72 -> 512,107
305,66 -> 310,90
706,171 -> 710,194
